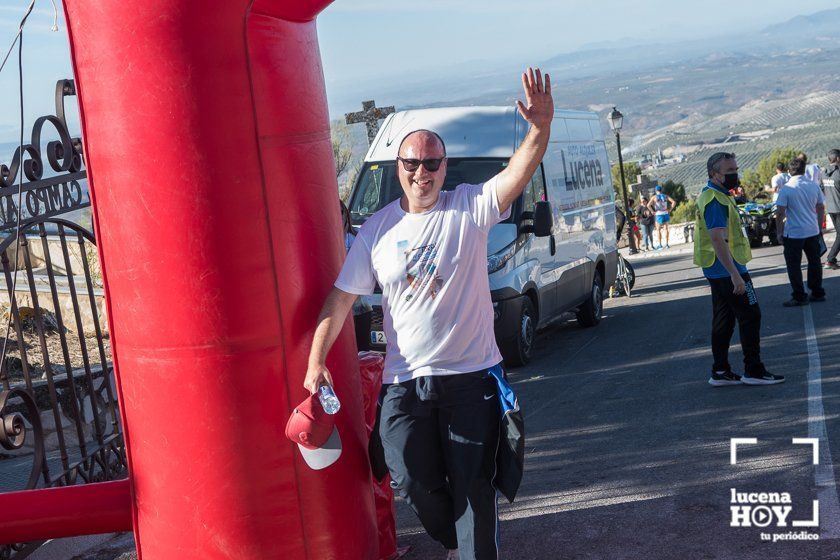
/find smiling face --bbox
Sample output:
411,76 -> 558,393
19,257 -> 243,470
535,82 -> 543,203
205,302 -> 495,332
397,131 -> 447,213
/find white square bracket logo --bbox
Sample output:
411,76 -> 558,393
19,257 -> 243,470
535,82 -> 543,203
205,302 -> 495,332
729,438 -> 820,530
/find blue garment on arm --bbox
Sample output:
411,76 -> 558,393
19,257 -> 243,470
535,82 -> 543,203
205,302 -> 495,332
702,186 -> 749,279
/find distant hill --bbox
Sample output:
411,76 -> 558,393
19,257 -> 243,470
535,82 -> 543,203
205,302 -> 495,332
346,6 -> 840,194
761,7 -> 840,37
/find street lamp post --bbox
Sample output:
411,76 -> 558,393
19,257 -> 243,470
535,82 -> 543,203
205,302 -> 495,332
607,107 -> 638,254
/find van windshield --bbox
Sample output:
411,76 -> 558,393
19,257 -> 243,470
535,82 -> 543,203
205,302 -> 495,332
348,159 -> 510,225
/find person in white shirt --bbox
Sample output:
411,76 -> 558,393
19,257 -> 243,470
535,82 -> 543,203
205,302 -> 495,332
770,162 -> 789,202
304,68 -> 554,560
797,152 -> 823,186
776,157 -> 826,306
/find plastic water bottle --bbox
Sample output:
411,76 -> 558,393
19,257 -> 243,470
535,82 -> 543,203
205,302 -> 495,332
318,385 -> 341,415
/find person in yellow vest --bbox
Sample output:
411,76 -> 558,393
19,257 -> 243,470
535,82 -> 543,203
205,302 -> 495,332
694,152 -> 785,386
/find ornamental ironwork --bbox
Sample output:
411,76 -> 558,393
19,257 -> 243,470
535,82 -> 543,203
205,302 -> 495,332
0,79 -> 89,231
0,81 -> 124,559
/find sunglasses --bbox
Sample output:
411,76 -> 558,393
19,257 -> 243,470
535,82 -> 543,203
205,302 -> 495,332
396,156 -> 446,172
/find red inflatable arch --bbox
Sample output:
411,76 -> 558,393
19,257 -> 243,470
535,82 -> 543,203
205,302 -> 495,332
8,1 -> 378,558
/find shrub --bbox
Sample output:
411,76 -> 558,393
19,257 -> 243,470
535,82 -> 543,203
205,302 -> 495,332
671,199 -> 699,223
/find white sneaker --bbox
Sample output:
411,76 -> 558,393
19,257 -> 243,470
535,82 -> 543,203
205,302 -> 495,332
445,549 -> 459,560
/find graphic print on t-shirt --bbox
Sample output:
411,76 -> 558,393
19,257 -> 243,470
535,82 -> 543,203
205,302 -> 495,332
400,240 -> 443,302
654,194 -> 669,214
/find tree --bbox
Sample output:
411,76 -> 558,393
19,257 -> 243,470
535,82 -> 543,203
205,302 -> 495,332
740,169 -> 763,200
339,163 -> 361,203
659,179 -> 686,204
331,121 -> 354,179
671,199 -> 699,223
740,146 -> 798,200
611,161 -> 641,207
754,146 -> 798,188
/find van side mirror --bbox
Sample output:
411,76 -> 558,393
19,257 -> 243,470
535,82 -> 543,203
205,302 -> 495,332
532,201 -> 553,237
518,201 -> 553,237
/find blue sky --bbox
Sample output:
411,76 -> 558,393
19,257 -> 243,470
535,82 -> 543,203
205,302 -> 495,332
317,0 -> 840,84
1,0 -> 840,142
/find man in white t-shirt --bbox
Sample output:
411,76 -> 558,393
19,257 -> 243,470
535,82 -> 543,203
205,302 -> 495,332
798,152 -> 823,186
770,162 -> 789,202
776,157 -> 826,306
304,68 -> 554,560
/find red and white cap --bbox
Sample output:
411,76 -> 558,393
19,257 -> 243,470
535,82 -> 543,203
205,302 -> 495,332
285,394 -> 342,470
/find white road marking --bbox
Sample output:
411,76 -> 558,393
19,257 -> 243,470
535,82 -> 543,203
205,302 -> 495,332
802,304 -> 840,538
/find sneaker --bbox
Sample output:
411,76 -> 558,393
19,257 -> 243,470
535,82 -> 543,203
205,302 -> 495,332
708,370 -> 742,387
445,549 -> 459,560
742,371 -> 785,385
809,294 -> 826,302
782,298 -> 809,307
824,261 -> 840,270
665,244 -> 671,249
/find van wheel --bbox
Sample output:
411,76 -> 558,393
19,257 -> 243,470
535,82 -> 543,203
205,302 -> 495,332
501,298 -> 535,367
577,273 -> 603,327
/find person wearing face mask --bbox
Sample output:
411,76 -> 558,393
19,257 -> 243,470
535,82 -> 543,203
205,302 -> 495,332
694,152 -> 784,386
822,149 -> 840,270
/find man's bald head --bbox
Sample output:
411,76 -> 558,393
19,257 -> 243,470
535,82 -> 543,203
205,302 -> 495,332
395,129 -> 448,213
398,129 -> 447,158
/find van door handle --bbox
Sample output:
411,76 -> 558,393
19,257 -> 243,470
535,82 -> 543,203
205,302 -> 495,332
549,235 -> 556,256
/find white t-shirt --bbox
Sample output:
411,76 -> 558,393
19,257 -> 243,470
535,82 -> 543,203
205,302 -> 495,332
771,172 -> 789,191
771,172 -> 790,202
336,178 -> 510,383
777,175 -> 825,239
805,163 -> 822,186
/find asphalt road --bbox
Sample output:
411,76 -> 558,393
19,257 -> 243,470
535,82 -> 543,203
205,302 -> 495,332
397,239 -> 840,560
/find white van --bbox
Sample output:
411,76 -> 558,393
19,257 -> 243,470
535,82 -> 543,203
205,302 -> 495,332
347,106 -> 618,365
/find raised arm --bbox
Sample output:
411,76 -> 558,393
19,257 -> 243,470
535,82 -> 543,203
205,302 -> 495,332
495,68 -> 555,214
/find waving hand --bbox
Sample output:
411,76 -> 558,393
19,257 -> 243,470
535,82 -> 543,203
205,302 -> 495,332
516,68 -> 554,131
495,67 -> 554,213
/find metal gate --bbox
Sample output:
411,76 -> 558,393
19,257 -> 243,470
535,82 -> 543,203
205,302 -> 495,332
0,80 -> 125,559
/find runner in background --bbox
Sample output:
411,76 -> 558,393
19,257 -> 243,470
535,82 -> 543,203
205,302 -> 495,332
647,185 -> 676,249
